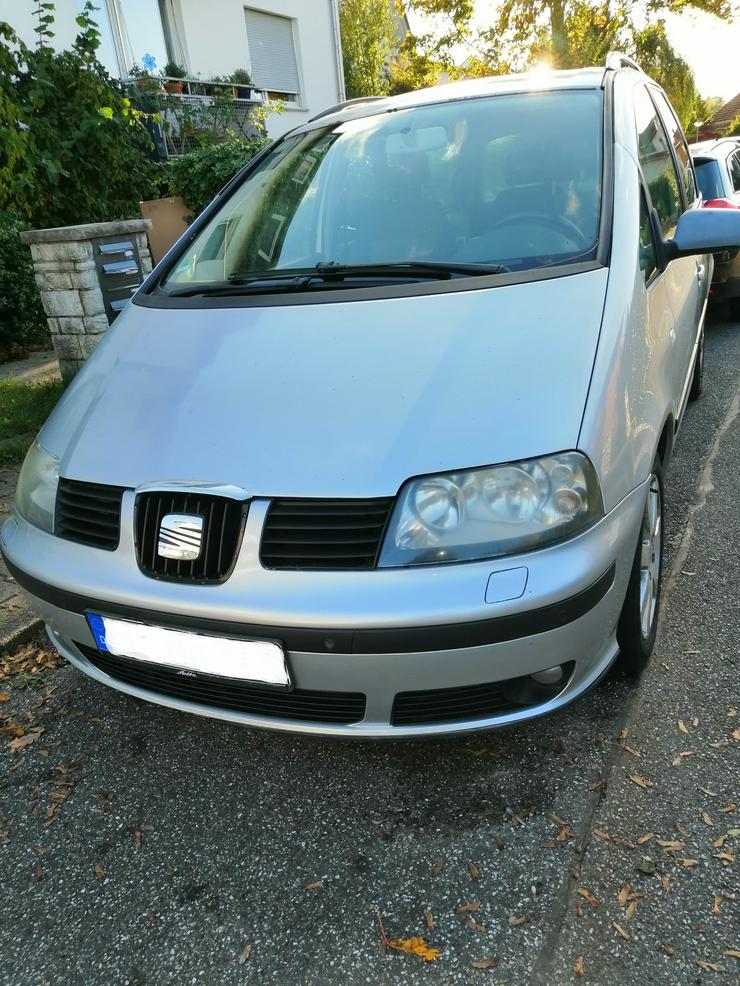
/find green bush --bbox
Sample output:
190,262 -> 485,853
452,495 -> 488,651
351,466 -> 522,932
169,135 -> 269,218
0,211 -> 48,360
0,3 -> 158,230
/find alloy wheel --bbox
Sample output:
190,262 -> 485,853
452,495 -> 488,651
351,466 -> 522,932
639,474 -> 662,639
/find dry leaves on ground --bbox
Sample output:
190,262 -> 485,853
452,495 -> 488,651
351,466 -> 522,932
629,773 -> 655,789
468,860 -> 480,881
472,958 -> 498,970
575,955 -> 585,976
375,909 -> 441,963
431,856 -> 444,877
577,887 -> 600,908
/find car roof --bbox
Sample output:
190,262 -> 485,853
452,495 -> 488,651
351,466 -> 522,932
689,137 -> 740,161
300,67 -> 609,133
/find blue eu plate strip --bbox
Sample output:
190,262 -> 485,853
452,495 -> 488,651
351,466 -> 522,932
86,613 -> 109,651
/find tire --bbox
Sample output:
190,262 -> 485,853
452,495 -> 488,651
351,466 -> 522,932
616,459 -> 664,675
688,326 -> 704,401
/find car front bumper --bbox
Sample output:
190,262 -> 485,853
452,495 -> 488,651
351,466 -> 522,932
1,481 -> 646,737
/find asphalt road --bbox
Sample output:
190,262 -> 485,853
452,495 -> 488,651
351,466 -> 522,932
1,310 -> 738,986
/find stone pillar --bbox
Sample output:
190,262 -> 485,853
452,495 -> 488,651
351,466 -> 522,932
20,219 -> 153,379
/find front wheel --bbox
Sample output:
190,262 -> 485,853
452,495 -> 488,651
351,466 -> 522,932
616,462 -> 664,675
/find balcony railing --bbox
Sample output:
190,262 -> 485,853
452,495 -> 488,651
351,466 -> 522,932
124,77 -> 266,157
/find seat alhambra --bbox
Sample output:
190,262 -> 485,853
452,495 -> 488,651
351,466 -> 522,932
4,54 -> 740,736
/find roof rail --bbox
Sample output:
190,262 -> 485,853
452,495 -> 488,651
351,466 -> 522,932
605,52 -> 643,73
309,96 -> 387,123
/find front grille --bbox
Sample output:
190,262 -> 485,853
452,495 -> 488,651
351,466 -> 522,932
75,643 -> 366,725
391,681 -> 515,726
55,478 -> 126,550
260,498 -> 394,570
135,491 -> 246,584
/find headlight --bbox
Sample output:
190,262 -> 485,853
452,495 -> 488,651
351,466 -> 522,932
15,441 -> 60,533
378,451 -> 603,567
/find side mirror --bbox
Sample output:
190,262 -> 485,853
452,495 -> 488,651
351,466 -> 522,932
660,207 -> 740,266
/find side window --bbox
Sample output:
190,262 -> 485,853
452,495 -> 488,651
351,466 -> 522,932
730,151 -> 740,194
634,85 -> 681,237
639,189 -> 657,281
651,89 -> 697,204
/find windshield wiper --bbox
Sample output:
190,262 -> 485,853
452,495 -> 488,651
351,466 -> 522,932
164,260 -> 510,298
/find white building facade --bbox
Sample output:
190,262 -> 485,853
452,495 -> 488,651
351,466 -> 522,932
3,0 -> 346,138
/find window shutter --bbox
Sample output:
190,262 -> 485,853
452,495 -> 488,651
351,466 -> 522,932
245,9 -> 300,95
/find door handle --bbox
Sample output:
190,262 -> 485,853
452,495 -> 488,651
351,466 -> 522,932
696,264 -> 705,283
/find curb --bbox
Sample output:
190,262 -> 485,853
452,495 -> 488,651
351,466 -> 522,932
0,609 -> 43,652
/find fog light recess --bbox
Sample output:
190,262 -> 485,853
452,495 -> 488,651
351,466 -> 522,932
500,661 -> 575,708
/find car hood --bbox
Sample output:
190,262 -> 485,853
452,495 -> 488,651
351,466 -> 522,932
42,269 -> 608,498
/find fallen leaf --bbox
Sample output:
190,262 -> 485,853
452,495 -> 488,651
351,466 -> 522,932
133,830 -> 142,849
431,856 -> 444,877
509,913 -> 529,927
697,960 -> 725,972
629,773 -> 655,789
302,881 -> 321,890
657,839 -> 685,850
703,812 -> 713,826
618,728 -> 628,742
388,937 -> 441,961
468,861 -> 480,881
464,915 -> 486,933
716,848 -> 735,864
678,719 -> 689,734
637,832 -> 654,845
239,940 -> 252,965
721,803 -> 737,813
9,731 -> 42,753
712,895 -> 721,915
678,858 -> 700,867
0,693 -> 9,702
424,909 -> 434,933
618,884 -> 631,907
722,950 -> 740,959
539,840 -> 558,849
94,863 -> 105,881
593,828 -> 609,841
575,955 -> 585,977
471,958 -> 498,970
625,900 -> 638,920
33,862 -> 42,881
588,778 -> 605,791
454,902 -> 480,913
699,786 -> 718,797
729,828 -> 740,836
733,728 -> 740,741
575,903 -> 584,918
637,858 -> 656,875
613,922 -> 631,941
624,745 -> 641,758
577,887 -> 600,908
660,941 -> 674,956
672,750 -> 696,767
713,835 -> 726,849
659,874 -> 670,891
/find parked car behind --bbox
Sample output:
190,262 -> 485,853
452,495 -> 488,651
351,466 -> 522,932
690,137 -> 740,316
4,55 -> 740,737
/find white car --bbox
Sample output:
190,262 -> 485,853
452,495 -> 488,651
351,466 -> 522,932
4,54 -> 740,736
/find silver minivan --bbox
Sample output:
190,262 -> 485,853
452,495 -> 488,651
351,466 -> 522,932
4,54 -> 740,736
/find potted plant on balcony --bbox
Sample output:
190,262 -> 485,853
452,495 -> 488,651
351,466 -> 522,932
229,69 -> 260,101
161,62 -> 187,94
130,55 -> 164,93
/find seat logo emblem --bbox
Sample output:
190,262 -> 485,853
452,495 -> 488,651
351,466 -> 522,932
158,514 -> 204,561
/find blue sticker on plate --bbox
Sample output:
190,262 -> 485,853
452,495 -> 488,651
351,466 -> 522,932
86,613 -> 109,651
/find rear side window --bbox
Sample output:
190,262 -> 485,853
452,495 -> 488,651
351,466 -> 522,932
634,85 -> 681,237
730,151 -> 740,193
694,159 -> 725,201
651,89 -> 697,204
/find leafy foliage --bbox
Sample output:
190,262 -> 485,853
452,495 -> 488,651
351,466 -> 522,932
339,0 -> 398,98
0,212 -> 48,360
632,22 -> 705,132
169,134 -> 269,218
0,2 -> 158,229
724,114 -> 740,137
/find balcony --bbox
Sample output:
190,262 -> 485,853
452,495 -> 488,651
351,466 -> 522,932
125,77 -> 267,157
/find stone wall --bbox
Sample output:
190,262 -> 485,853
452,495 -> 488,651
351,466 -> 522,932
21,219 -> 153,379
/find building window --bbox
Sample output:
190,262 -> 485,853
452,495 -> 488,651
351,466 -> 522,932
93,0 -> 186,77
245,8 -> 300,103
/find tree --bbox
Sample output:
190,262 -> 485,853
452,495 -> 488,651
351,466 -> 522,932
631,21 -> 703,132
339,0 -> 398,98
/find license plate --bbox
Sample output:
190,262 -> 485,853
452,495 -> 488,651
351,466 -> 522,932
86,614 -> 290,687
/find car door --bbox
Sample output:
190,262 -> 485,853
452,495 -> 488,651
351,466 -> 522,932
633,84 -> 703,421
727,148 -> 740,205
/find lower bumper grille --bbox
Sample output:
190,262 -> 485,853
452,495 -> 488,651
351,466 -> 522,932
391,680 -> 515,726
75,643 -> 366,725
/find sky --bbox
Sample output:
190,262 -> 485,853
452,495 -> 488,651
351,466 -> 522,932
407,2 -> 740,101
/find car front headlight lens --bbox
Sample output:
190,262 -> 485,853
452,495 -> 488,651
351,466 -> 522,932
378,451 -> 603,567
15,441 -> 60,533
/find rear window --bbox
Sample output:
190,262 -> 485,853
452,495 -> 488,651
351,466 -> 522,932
161,89 -> 604,295
694,159 -> 724,201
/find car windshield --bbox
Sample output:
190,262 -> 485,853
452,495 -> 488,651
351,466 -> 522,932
694,158 -> 724,201
162,89 -> 603,294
